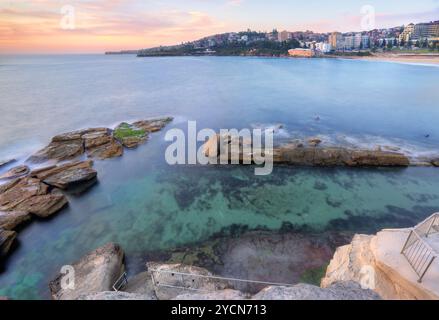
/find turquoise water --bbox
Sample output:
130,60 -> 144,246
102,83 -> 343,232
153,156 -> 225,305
0,55 -> 439,299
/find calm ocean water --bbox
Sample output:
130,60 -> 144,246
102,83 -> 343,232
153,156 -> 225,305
0,55 -> 439,299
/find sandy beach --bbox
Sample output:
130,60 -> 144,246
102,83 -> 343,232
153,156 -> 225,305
348,53 -> 439,65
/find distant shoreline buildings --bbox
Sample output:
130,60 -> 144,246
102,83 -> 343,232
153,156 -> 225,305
124,20 -> 439,57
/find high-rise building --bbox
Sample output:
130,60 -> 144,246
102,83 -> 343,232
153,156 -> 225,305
412,21 -> 439,40
329,32 -> 343,50
399,22 -> 439,42
278,30 -> 292,42
344,36 -> 355,50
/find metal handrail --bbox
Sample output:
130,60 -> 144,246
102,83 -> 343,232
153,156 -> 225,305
401,228 -> 437,283
149,268 -> 295,293
112,272 -> 128,292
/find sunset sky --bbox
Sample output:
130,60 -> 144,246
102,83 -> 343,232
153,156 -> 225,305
1,0 -> 438,54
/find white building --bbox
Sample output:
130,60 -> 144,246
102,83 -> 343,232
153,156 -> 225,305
315,42 -> 332,53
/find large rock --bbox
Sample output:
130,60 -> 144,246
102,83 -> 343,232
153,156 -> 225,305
28,128 -> 121,163
252,281 -> 380,300
0,165 -> 29,180
0,211 -> 31,230
432,159 -> 439,167
31,161 -> 97,190
0,177 -> 49,211
14,192 -> 68,218
201,135 -> 410,167
49,243 -> 125,300
321,230 -> 439,300
0,228 -> 16,257
0,177 -> 67,218
83,130 -> 123,159
85,137 -> 123,160
28,139 -> 84,163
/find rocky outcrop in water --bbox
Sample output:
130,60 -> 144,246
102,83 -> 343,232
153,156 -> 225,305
201,134 -> 411,167
49,243 -> 125,300
0,117 -> 172,266
28,118 -> 173,162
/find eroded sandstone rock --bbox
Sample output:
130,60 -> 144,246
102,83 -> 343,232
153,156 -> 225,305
0,211 -> 31,230
0,165 -> 29,180
0,177 -> 49,211
0,177 -> 67,218
49,243 -> 125,300
31,160 -> 97,190
14,193 -> 68,218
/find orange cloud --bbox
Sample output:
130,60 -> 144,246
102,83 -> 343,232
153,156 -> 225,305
0,1 -> 228,53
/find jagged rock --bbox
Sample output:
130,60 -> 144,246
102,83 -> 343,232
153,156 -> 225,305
0,211 -> 31,230
28,128 -> 118,163
432,159 -> 439,167
252,281 -> 380,300
28,139 -> 84,163
132,117 -> 173,133
0,165 -> 30,180
52,128 -> 108,142
86,138 -> 123,159
0,228 -> 16,257
0,178 -> 21,194
14,192 -> 68,218
0,177 -> 49,211
201,134 -> 410,167
83,130 -> 112,149
83,130 -> 123,159
49,243 -> 125,300
307,138 -> 322,147
78,291 -> 154,300
31,161 -> 97,189
0,159 -> 15,168
0,177 -> 67,218
147,262 -> 229,300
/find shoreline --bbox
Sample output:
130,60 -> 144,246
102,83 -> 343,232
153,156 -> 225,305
338,53 -> 439,66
